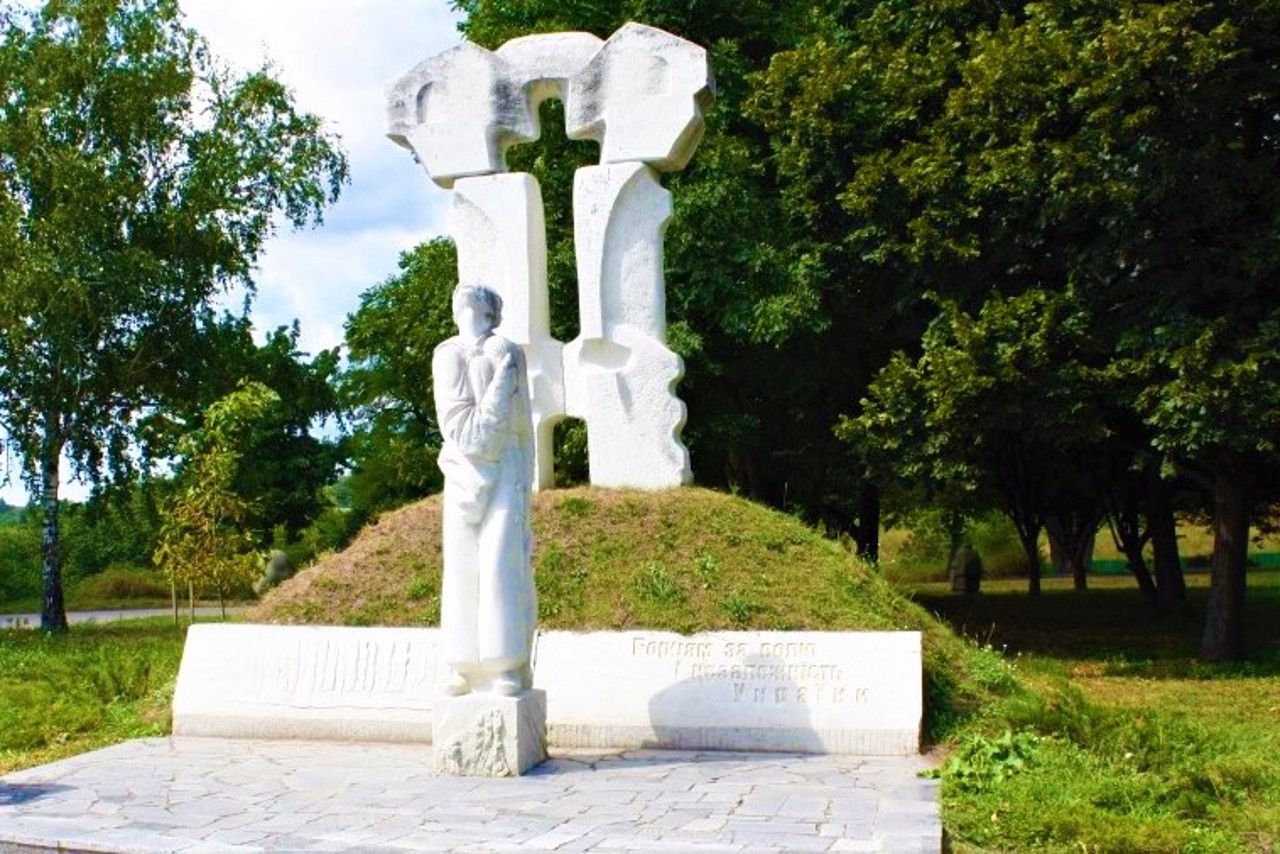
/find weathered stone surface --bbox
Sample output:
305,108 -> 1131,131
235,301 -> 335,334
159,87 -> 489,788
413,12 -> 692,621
565,22 -> 714,171
388,23 -> 710,491
174,626 -> 921,756
535,631 -> 922,755
563,328 -> 690,488
565,162 -> 690,487
448,174 -> 564,491
171,624 -> 441,742
434,285 -> 537,699
433,691 -> 547,776
0,738 -> 942,853
386,42 -> 514,187
494,31 -> 604,140
386,33 -> 607,190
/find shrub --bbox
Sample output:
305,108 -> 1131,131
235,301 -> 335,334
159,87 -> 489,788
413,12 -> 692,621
72,565 -> 169,603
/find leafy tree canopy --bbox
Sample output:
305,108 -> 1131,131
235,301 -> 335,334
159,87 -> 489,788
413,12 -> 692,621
338,239 -> 457,517
0,0 -> 348,629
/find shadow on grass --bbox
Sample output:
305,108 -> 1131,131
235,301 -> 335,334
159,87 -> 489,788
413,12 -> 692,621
909,570 -> 1280,677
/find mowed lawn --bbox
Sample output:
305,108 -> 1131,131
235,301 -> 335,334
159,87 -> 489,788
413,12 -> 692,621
910,569 -> 1280,852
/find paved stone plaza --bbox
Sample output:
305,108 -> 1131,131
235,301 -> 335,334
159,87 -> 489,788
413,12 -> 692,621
0,738 -> 941,852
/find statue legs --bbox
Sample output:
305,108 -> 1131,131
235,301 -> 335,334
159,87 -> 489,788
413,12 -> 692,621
440,476 -> 535,696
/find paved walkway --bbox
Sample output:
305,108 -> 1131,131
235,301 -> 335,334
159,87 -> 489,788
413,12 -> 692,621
0,738 -> 941,853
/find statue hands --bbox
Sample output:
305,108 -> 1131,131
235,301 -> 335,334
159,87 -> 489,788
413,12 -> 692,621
484,337 -> 521,398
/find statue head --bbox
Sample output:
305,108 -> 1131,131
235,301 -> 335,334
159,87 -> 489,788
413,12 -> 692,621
452,284 -> 503,339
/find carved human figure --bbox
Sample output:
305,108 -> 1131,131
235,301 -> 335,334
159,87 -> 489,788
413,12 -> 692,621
432,284 -> 536,697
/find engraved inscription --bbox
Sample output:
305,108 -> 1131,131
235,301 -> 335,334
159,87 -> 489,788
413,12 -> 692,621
246,633 -> 439,708
628,633 -> 873,708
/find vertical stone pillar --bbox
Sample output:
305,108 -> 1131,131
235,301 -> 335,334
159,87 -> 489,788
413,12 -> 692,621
449,174 -> 564,490
565,163 -> 690,488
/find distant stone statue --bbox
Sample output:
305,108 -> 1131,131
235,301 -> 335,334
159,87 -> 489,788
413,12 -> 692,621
253,549 -> 293,596
949,544 -> 982,595
432,284 -> 537,697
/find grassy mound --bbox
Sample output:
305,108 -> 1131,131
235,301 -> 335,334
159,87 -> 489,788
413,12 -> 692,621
253,486 -> 1020,739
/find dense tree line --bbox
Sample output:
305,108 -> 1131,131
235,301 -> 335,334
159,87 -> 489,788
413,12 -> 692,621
339,0 -> 1278,661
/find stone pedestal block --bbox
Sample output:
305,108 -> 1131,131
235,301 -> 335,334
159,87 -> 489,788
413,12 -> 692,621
432,690 -> 547,777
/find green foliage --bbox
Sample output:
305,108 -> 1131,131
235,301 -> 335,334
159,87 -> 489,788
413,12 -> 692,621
815,0 -> 1280,643
338,239 -> 455,516
153,383 -> 281,602
635,562 -> 684,605
0,623 -> 183,773
215,324 -> 343,545
72,566 -> 169,603
693,554 -> 720,589
720,591 -> 767,627
404,574 -> 437,606
0,0 -> 346,627
942,680 -> 1277,852
936,728 -> 1045,794
0,518 -> 39,602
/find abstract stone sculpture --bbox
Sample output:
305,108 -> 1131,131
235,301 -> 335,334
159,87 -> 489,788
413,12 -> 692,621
389,23 -> 713,490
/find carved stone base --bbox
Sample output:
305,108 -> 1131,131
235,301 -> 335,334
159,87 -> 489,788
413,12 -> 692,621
433,690 -> 547,776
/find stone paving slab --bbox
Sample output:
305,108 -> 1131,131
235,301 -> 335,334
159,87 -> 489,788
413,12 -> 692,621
0,738 -> 941,853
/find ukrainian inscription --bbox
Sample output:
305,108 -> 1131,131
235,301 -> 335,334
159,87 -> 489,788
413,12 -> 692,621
536,630 -> 922,755
173,626 -> 921,755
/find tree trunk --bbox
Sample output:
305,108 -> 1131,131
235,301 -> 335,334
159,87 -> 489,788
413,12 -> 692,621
1200,468 -> 1249,661
1018,528 -> 1042,596
1045,514 -> 1098,593
855,481 -> 880,563
1124,544 -> 1159,605
38,435 -> 68,633
171,577 -> 179,628
1147,466 -> 1186,614
1105,504 -> 1158,604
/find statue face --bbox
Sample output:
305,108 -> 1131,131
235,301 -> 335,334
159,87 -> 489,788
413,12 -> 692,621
453,293 -> 493,339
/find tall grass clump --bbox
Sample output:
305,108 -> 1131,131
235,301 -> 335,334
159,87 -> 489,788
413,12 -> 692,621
938,678 -> 1279,852
0,623 -> 184,774
71,565 -> 171,604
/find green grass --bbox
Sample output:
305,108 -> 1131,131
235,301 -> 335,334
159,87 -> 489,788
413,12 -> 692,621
6,488 -> 1276,851
255,487 -> 1019,740
0,621 -> 186,775
917,571 -> 1280,853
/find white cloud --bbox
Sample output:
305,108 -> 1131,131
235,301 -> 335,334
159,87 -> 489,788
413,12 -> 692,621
183,0 -> 461,353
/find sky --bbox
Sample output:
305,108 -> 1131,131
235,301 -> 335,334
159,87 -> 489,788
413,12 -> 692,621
0,0 -> 464,505
182,0 -> 462,355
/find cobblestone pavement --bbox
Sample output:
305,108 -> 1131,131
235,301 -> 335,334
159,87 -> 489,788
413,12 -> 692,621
0,738 -> 941,853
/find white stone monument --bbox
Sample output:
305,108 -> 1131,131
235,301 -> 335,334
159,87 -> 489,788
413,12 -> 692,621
388,22 -> 713,491
172,625 -> 924,756
430,284 -> 545,775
